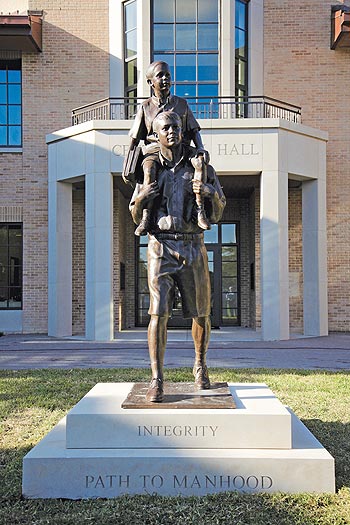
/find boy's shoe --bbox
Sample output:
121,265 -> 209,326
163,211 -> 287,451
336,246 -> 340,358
197,208 -> 211,230
135,209 -> 151,236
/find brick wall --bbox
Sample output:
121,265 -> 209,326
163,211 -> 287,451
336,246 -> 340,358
264,0 -> 350,330
0,1 -> 110,332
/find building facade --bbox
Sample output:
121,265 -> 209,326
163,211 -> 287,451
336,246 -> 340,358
0,0 -> 349,340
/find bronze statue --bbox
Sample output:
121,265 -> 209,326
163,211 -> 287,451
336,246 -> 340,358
129,110 -> 226,402
122,60 -> 211,235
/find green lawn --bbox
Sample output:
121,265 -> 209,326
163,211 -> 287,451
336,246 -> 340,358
1,368 -> 349,525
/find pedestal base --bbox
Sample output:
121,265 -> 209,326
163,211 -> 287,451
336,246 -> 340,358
22,383 -> 335,498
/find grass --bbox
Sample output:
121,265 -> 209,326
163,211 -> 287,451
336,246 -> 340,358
0,368 -> 349,525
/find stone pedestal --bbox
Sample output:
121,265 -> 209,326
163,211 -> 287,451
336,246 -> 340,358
22,383 -> 335,498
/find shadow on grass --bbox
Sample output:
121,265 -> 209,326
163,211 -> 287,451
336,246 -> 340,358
302,419 -> 350,490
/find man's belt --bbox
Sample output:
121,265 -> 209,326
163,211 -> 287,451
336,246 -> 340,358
152,232 -> 204,241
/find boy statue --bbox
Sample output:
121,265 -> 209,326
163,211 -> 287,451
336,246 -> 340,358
122,60 -> 211,235
129,111 -> 226,402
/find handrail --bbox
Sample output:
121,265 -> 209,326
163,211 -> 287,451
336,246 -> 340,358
71,96 -> 302,125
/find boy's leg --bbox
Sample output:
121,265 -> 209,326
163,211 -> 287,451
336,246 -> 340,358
134,159 -> 157,236
191,155 -> 211,231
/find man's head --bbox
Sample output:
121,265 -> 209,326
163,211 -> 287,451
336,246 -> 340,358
153,111 -> 182,149
146,61 -> 171,97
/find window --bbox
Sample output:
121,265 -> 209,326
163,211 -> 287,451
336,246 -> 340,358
124,0 -> 138,118
0,224 -> 23,309
0,59 -> 22,147
152,0 -> 219,113
235,0 -> 248,115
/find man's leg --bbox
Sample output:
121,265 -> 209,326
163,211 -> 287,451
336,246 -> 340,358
146,314 -> 169,402
192,315 -> 211,389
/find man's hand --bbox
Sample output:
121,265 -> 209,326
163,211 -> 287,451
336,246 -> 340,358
192,179 -> 214,198
136,181 -> 160,205
196,148 -> 210,164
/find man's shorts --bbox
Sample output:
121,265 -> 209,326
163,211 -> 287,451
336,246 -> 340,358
147,234 -> 211,318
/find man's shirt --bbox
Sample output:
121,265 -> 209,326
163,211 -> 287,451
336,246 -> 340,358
129,149 -> 226,234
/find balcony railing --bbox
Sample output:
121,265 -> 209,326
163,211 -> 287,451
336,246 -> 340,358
71,96 -> 302,126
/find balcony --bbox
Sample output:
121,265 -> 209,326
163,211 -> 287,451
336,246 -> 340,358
71,96 -> 302,126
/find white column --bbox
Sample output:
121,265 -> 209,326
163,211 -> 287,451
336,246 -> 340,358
260,170 -> 289,340
85,172 -> 114,341
48,181 -> 72,337
302,179 -> 328,336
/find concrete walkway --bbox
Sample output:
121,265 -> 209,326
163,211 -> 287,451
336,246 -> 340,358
0,329 -> 350,371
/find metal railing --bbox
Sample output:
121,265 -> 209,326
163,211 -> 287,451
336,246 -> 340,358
71,96 -> 302,125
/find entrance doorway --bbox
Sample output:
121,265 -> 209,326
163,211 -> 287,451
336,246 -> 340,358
136,223 -> 240,327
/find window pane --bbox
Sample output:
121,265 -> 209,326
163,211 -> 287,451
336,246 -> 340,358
0,287 -> 8,307
0,70 -> 6,83
236,58 -> 246,86
198,0 -> 218,22
198,84 -> 218,98
9,105 -> 21,125
127,59 -> 138,86
222,246 -> 237,261
8,225 -> 22,244
235,28 -> 246,55
176,0 -> 196,22
0,226 -> 7,244
154,24 -> 174,51
154,54 -> 174,79
176,24 -> 196,50
8,287 -> 22,307
9,126 -> 21,146
154,0 -> 174,22
8,70 -> 21,83
204,224 -> 218,243
0,126 -> 7,145
125,0 -> 137,31
0,105 -> 7,125
9,245 -> 22,262
8,84 -> 21,104
222,261 -> 237,277
236,1 -> 247,30
176,54 -> 196,81
0,85 -> 7,104
198,24 -> 218,50
198,54 -> 218,81
126,29 -> 137,58
223,291 -> 238,307
222,223 -> 237,244
222,277 -> 238,291
139,246 -> 148,262
0,266 -> 8,287
175,83 -> 196,97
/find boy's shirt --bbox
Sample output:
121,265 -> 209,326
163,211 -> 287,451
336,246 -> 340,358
129,95 -> 200,147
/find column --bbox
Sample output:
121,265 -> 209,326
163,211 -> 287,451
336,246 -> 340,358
260,170 -> 289,340
48,181 -> 72,337
85,172 -> 114,341
302,179 -> 328,336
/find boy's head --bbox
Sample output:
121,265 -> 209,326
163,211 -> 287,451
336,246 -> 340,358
146,61 -> 172,97
153,111 -> 182,148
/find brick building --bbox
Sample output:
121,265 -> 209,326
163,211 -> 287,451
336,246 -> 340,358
0,0 -> 349,340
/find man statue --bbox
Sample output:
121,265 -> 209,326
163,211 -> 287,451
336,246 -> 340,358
122,60 -> 211,236
129,111 -> 226,402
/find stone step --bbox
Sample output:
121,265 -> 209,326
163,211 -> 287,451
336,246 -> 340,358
65,383 -> 292,450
